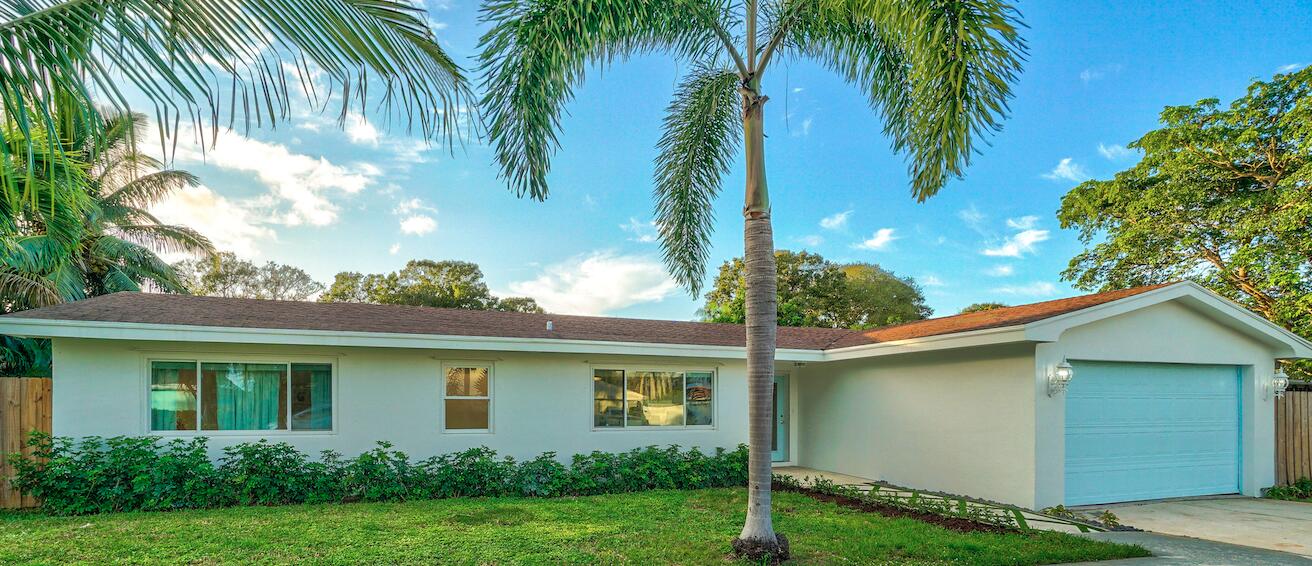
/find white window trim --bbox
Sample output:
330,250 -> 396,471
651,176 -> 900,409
588,364 -> 718,432
141,353 -> 338,436
440,361 -> 494,434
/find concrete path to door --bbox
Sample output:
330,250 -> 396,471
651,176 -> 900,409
1081,497 -> 1312,558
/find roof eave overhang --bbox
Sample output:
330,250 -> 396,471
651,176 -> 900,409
0,317 -> 828,362
1023,281 -> 1312,359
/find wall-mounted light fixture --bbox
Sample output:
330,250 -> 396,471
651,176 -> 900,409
1268,369 -> 1291,400
1047,360 -> 1075,397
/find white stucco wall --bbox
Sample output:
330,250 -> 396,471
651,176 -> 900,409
793,343 -> 1039,508
51,338 -> 751,461
1035,300 -> 1281,508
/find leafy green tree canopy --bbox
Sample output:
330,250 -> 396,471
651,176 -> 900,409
702,250 -> 930,329
174,252 -> 323,302
319,259 -> 543,313
959,302 -> 1008,314
1059,67 -> 1312,344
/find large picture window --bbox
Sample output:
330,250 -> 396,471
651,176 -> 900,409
149,360 -> 333,432
593,368 -> 714,428
444,365 -> 491,431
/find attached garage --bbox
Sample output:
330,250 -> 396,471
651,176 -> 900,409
793,282 -> 1312,510
1064,361 -> 1241,505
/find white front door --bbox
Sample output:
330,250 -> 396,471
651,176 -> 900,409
772,374 -> 789,462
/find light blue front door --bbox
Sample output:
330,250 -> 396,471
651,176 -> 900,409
1065,361 -> 1241,506
772,374 -> 789,462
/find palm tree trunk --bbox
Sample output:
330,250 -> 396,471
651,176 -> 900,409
735,79 -> 783,554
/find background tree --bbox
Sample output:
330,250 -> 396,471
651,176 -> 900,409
174,252 -> 324,301
478,1 -> 1024,555
959,302 -> 1008,314
702,251 -> 929,329
319,260 -> 543,312
1059,68 -> 1311,375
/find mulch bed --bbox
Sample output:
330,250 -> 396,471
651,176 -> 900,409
774,483 -> 1014,534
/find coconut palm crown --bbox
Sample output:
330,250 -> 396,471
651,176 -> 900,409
477,0 -> 1027,556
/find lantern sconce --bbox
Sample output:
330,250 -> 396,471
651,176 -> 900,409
1268,370 -> 1291,400
1047,360 -> 1075,397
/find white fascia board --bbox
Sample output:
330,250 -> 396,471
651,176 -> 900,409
1024,281 -> 1312,358
0,318 -> 827,362
819,325 -> 1029,361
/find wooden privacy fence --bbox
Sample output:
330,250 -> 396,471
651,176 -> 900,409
1276,388 -> 1312,486
1,377 -> 51,509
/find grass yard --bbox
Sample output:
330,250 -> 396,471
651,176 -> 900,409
0,488 -> 1147,565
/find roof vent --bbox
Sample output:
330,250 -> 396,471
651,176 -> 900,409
546,320 -> 554,331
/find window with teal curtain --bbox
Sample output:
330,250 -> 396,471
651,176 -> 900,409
291,363 -> 332,430
200,363 -> 288,431
150,361 -> 198,431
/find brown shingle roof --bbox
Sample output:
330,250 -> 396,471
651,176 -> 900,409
824,283 -> 1172,349
2,284 -> 1172,351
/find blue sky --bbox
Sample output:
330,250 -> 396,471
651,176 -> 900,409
146,0 -> 1311,320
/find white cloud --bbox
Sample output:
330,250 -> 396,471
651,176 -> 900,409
1005,215 -> 1039,230
507,252 -> 678,315
820,209 -> 853,231
796,234 -> 824,248
990,281 -> 1058,297
150,185 -> 276,259
1079,64 -> 1122,84
985,264 -> 1015,277
854,228 -> 899,251
620,217 -> 658,243
921,275 -> 946,287
1277,63 -> 1306,73
400,215 -> 437,235
1097,143 -> 1132,160
1042,158 -> 1090,183
344,114 -> 380,146
166,127 -> 379,226
389,243 -> 401,255
792,117 -> 813,138
957,205 -> 987,234
982,229 -> 1050,257
394,197 -> 436,216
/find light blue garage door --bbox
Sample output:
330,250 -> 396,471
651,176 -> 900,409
1065,361 -> 1240,506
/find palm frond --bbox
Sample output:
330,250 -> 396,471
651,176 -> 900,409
113,224 -> 215,256
0,0 -> 473,168
0,268 -> 62,311
783,0 -> 1026,200
653,66 -> 741,294
102,170 -> 199,209
477,0 -> 727,201
864,0 -> 1027,200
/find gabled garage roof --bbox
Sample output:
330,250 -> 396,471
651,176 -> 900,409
1,282 -> 1308,360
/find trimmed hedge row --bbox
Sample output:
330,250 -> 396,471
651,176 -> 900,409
7,433 -> 748,516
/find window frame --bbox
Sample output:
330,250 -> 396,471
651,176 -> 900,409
142,354 -> 338,436
589,364 -> 718,431
440,361 -> 494,434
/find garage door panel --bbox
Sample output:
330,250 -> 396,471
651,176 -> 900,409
1065,361 -> 1240,506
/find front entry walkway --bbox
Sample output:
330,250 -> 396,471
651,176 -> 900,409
772,466 -> 1098,534
1081,497 -> 1312,558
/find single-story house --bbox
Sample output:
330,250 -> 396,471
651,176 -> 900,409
2,281 -> 1308,509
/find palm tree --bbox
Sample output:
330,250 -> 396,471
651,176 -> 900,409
477,0 -> 1026,558
67,111 -> 215,296
0,0 -> 471,172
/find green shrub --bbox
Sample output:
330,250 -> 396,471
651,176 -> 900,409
7,432 -> 749,515
1264,477 -> 1312,501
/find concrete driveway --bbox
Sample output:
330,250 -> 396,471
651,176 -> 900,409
1088,497 -> 1311,558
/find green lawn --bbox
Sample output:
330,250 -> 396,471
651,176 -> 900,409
0,488 -> 1147,565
